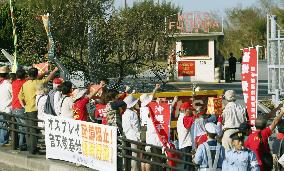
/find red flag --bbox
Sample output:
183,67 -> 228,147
148,102 -> 176,170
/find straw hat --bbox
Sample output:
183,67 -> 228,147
139,94 -> 153,107
123,95 -> 139,109
72,89 -> 87,101
0,66 -> 10,74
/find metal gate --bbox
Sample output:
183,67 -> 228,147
267,15 -> 284,102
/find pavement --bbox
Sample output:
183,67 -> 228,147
0,146 -> 94,171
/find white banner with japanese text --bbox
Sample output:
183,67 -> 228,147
44,115 -> 117,171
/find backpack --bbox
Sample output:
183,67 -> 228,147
44,90 -> 57,116
258,131 -> 273,170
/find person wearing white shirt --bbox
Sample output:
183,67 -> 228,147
53,90 -> 62,116
58,81 -> 74,119
140,84 -> 164,171
0,66 -> 12,145
47,77 -> 63,116
122,95 -> 140,171
222,90 -> 246,150
35,83 -> 48,129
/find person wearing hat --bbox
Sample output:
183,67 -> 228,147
122,95 -> 140,171
72,86 -> 103,121
222,131 -> 259,171
194,122 -> 225,171
222,90 -> 246,150
244,107 -> 284,171
11,68 -> 27,150
177,101 -> 195,170
139,84 -> 162,171
0,66 -> 12,146
194,114 -> 223,149
140,84 -> 160,133
46,77 -> 63,116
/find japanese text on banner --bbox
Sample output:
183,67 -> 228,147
44,115 -> 117,171
241,48 -> 258,126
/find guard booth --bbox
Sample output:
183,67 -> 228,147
168,12 -> 224,82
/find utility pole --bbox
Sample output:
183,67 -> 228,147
124,0 -> 127,8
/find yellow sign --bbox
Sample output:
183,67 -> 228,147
206,97 -> 223,115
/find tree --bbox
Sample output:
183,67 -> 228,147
220,7 -> 267,59
15,0 -> 112,76
92,0 -> 180,85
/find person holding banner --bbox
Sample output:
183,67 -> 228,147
222,90 -> 246,150
139,84 -> 160,171
18,66 -> 58,154
177,101 -> 195,171
122,95 -> 140,171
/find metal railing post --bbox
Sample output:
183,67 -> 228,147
10,116 -> 18,150
121,136 -> 128,171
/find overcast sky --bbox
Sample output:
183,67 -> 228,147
115,0 -> 260,15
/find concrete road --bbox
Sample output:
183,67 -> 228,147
0,162 -> 30,171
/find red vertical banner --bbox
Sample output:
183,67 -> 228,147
241,48 -> 258,125
148,102 -> 171,146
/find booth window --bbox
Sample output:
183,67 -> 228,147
181,40 -> 209,57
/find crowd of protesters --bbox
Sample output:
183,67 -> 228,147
1,65 -> 284,171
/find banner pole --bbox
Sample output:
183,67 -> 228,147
256,45 -> 261,119
9,0 -> 18,72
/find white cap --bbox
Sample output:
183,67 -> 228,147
123,95 -> 139,109
139,94 -> 153,107
205,122 -> 218,134
224,90 -> 236,102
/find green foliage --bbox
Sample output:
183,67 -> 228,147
220,7 -> 266,59
92,0 -> 179,83
0,0 -> 179,84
